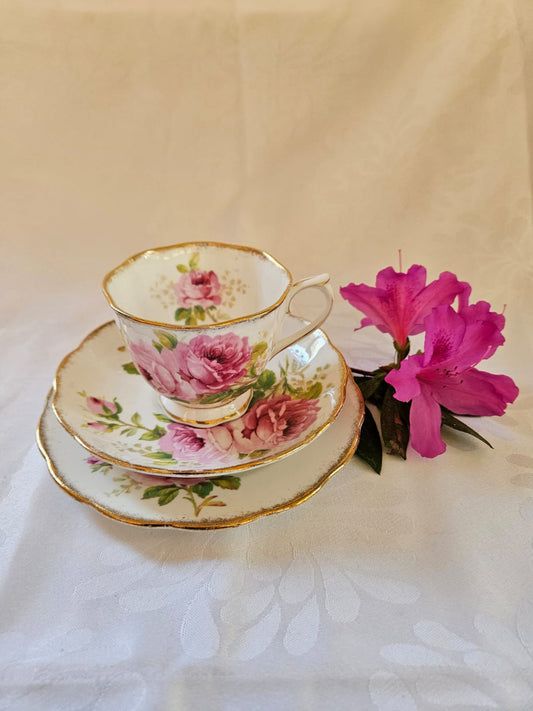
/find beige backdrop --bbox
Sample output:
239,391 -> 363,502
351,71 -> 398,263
3,2 -> 532,369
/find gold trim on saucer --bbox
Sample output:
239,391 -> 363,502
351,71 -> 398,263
37,382 -> 364,530
102,241 -> 295,330
52,321 -> 349,478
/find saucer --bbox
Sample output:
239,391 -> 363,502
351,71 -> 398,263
37,377 -> 364,529
52,320 -> 348,477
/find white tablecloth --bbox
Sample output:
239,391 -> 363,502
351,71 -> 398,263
2,2 -> 533,709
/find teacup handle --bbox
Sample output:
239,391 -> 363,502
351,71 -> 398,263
270,273 -> 333,357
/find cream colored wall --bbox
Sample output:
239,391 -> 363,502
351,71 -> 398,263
2,1 -> 531,368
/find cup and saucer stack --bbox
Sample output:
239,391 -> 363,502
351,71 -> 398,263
37,243 -> 364,529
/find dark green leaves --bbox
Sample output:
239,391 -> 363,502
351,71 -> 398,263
141,475 -> 240,508
381,386 -> 410,459
175,307 -> 190,322
174,306 -> 205,326
212,476 -> 240,490
354,405 -> 382,474
441,407 -> 493,449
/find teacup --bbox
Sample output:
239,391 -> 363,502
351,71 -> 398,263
103,242 -> 333,427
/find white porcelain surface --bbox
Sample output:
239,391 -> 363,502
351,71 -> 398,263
53,319 -> 348,477
39,377 -> 364,529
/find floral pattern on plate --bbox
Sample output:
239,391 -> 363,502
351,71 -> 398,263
80,359 -> 322,467
87,456 -> 240,516
53,319 -> 347,476
38,376 -> 363,529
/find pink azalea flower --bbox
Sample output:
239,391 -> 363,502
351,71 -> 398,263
173,270 -> 222,309
385,304 -> 519,458
207,395 -> 320,456
86,396 -> 117,416
340,265 -> 468,347
130,341 -> 196,401
174,333 -> 252,395
158,423 -> 217,462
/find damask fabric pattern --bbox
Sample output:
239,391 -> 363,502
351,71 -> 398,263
2,1 -> 533,709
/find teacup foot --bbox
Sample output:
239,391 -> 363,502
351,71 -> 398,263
159,390 -> 253,428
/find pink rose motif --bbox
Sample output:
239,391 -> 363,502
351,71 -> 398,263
128,471 -> 209,487
86,396 -> 117,415
175,333 -> 252,395
173,270 -> 222,309
87,455 -> 105,465
130,341 -> 196,401
87,421 -> 108,432
208,395 -> 320,456
158,423 -> 218,462
386,304 -> 519,458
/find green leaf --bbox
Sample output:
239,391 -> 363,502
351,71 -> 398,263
381,384 -> 410,459
140,425 -> 167,441
194,305 -> 206,321
152,341 -> 163,353
122,362 -> 140,375
175,307 -> 190,322
212,475 -> 241,490
192,481 -> 214,498
131,412 -> 142,426
303,381 -> 322,399
154,413 -> 173,423
143,485 -> 175,499
441,407 -> 493,449
355,373 -> 386,401
248,449 -> 269,459
158,488 -> 181,506
199,389 -> 234,405
154,330 -> 178,350
188,252 -> 200,270
252,341 -> 268,359
145,451 -> 174,460
176,263 -> 189,273
120,427 -> 138,437
186,315 -> 197,326
105,422 -> 120,431
255,369 -> 276,391
354,405 -> 382,474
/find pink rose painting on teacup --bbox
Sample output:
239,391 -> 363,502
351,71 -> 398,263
130,332 -> 253,402
173,269 -> 222,309
174,333 -> 252,395
129,341 -> 196,401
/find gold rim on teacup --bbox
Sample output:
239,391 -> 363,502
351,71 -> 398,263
103,242 -> 294,329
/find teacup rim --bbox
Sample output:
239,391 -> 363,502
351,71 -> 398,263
102,241 -> 294,329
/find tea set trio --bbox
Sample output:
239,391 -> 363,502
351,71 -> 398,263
37,243 -> 364,529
